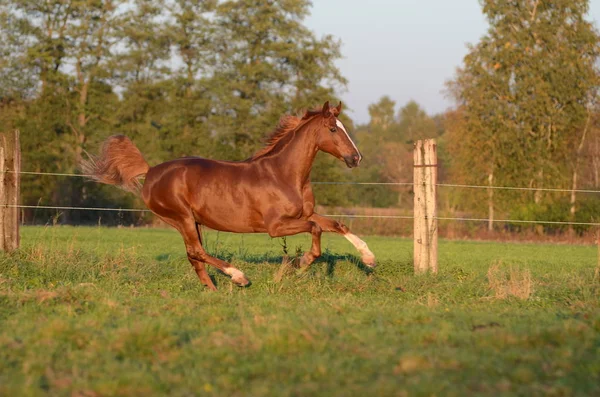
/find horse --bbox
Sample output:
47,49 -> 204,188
82,101 -> 376,290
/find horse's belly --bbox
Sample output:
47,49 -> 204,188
187,171 -> 302,233
192,204 -> 267,233
201,218 -> 268,233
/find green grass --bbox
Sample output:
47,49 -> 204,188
1,226 -> 599,396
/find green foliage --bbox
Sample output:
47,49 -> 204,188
397,100 -> 438,145
0,227 -> 598,395
353,97 -> 442,207
447,0 -> 600,215
509,195 -> 600,234
0,0 -> 347,220
4,0 -> 599,230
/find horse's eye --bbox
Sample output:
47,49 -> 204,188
330,127 -> 337,133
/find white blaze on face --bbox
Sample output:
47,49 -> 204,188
335,119 -> 362,163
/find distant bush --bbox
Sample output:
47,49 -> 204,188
508,196 -> 600,235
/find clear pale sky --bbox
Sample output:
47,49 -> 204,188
305,0 -> 600,124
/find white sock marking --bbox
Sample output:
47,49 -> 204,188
344,233 -> 374,262
224,267 -> 245,280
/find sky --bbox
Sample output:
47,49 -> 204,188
305,0 -> 600,124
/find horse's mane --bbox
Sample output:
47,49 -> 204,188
251,109 -> 322,160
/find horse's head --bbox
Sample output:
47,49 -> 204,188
314,101 -> 362,168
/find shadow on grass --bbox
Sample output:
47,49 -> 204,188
323,251 -> 375,277
156,253 -> 172,262
154,249 -> 374,277
241,250 -> 374,277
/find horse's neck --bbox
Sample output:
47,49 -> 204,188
267,126 -> 317,186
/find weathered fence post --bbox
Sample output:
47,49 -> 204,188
0,130 -> 20,251
414,139 -> 438,274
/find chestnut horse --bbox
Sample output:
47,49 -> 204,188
83,101 -> 375,290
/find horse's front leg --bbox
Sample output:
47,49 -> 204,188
265,217 -> 322,268
309,213 -> 376,268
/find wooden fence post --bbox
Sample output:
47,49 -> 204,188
414,139 -> 438,274
0,130 -> 20,252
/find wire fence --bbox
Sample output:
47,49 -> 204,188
12,169 -> 600,194
11,169 -> 600,226
14,205 -> 148,213
12,204 -> 600,226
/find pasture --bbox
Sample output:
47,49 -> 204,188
0,226 -> 599,396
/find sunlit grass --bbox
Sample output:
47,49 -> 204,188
0,226 -> 599,396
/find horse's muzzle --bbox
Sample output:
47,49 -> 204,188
344,154 -> 361,168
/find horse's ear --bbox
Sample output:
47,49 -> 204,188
330,101 -> 342,116
322,101 -> 331,117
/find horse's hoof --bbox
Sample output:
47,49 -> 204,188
232,275 -> 251,287
362,255 -> 377,268
292,253 -> 312,269
300,253 -> 315,267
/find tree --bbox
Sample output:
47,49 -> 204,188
396,101 -> 438,144
352,97 -> 410,207
351,98 -> 399,207
152,0 -> 217,158
113,0 -> 172,163
448,0 -> 599,230
210,0 -> 346,159
360,98 -> 439,206
0,0 -> 350,222
367,96 -> 396,132
64,1 -> 127,162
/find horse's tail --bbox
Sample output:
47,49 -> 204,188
81,135 -> 150,194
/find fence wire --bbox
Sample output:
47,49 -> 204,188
11,170 -> 94,178
437,183 -> 600,194
10,169 -> 600,194
11,205 -> 600,226
9,169 -> 600,227
435,216 -> 600,227
13,205 -> 148,212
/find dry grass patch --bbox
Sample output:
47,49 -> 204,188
487,262 -> 533,300
273,258 -> 296,283
417,292 -> 440,308
393,354 -> 432,374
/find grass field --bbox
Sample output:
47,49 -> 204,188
1,226 -> 599,396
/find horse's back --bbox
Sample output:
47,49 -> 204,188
148,156 -> 245,173
146,157 -> 246,185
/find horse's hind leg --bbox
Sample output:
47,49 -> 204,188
309,213 -> 376,268
156,214 -> 217,290
191,258 -> 217,291
178,220 -> 250,287
189,224 -> 217,291
156,213 -> 249,289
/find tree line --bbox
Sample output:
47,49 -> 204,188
1,0 -> 599,235
354,0 -> 600,235
446,0 -> 600,234
0,0 -> 349,223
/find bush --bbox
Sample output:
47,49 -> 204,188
508,196 -> 600,235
